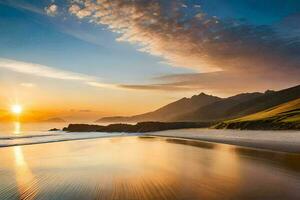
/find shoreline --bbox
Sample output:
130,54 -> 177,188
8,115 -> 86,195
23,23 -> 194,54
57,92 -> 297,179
147,129 -> 300,153
0,128 -> 299,153
0,132 -> 139,148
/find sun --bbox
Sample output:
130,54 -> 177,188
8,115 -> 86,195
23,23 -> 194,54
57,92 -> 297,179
11,105 -> 23,115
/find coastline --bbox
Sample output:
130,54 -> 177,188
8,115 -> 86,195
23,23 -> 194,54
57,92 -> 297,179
1,127 -> 299,154
147,128 -> 300,153
59,122 -> 300,153
0,132 -> 140,148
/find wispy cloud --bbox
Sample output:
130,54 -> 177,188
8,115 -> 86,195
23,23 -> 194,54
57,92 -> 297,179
119,83 -> 196,92
0,0 -> 44,15
0,58 -> 119,90
120,70 -> 300,96
20,83 -> 36,88
0,58 -> 93,81
45,4 -> 58,16
86,81 -> 119,89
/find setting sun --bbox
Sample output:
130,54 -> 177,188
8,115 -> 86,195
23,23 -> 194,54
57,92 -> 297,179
11,105 -> 23,115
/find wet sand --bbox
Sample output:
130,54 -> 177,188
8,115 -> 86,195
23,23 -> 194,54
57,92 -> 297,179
0,136 -> 299,200
149,129 -> 300,153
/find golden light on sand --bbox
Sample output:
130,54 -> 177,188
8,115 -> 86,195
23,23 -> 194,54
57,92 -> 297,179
11,104 -> 22,115
13,146 -> 37,199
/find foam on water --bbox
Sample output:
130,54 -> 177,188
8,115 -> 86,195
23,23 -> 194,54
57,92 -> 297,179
0,131 -> 132,147
0,122 -> 136,147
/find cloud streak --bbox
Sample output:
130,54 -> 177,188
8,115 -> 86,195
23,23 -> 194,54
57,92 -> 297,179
0,58 -> 119,90
120,70 -> 300,96
20,83 -> 36,88
0,58 -> 93,81
86,81 -> 120,89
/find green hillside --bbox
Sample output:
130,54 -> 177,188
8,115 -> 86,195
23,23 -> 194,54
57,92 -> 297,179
215,98 -> 300,130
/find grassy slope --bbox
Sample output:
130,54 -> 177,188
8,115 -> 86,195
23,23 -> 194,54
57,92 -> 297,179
215,98 -> 300,130
230,98 -> 300,122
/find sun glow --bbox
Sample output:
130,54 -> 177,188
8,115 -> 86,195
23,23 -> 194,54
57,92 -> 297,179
11,105 -> 23,115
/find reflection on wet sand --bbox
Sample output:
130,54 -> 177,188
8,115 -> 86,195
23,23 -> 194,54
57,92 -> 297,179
165,137 -> 215,149
0,136 -> 299,199
235,146 -> 300,172
13,146 -> 38,200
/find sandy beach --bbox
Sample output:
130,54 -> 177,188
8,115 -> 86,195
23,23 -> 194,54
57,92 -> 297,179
0,136 -> 299,200
148,129 -> 300,153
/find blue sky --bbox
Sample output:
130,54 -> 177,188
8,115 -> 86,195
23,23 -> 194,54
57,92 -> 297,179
0,0 -> 191,84
0,0 -> 299,121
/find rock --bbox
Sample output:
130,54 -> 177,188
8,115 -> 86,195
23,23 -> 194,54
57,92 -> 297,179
49,128 -> 60,131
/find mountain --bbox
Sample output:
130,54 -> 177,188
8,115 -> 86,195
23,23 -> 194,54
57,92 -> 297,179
97,93 -> 221,123
175,85 -> 300,121
97,84 -> 300,123
226,85 -> 300,118
174,92 -> 263,121
215,98 -> 300,130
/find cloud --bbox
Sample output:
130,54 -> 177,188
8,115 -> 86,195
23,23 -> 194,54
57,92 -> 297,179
120,82 -> 196,92
45,4 -> 58,16
69,109 -> 92,112
0,58 -> 93,81
64,0 -> 300,94
20,83 -> 36,88
67,0 -> 218,71
0,58 -> 120,90
65,1 -> 299,71
69,4 -> 91,18
78,109 -> 91,112
69,4 -> 81,15
121,70 -> 300,96
86,81 -> 119,89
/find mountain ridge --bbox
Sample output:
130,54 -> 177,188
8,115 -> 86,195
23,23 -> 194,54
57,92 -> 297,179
97,92 -> 221,123
97,85 -> 300,123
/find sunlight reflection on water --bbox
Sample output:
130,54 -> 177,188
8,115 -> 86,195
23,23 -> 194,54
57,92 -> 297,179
0,122 -> 67,137
13,122 -> 21,135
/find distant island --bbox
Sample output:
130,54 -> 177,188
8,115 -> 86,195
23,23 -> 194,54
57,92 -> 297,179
41,117 -> 66,123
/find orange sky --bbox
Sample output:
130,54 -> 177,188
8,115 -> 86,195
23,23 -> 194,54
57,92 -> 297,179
0,82 -> 198,122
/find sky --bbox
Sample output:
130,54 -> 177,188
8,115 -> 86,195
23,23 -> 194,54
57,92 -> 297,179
0,0 -> 299,122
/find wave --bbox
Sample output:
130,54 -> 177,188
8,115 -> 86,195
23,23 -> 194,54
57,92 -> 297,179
0,132 -> 138,148
0,133 -> 62,140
